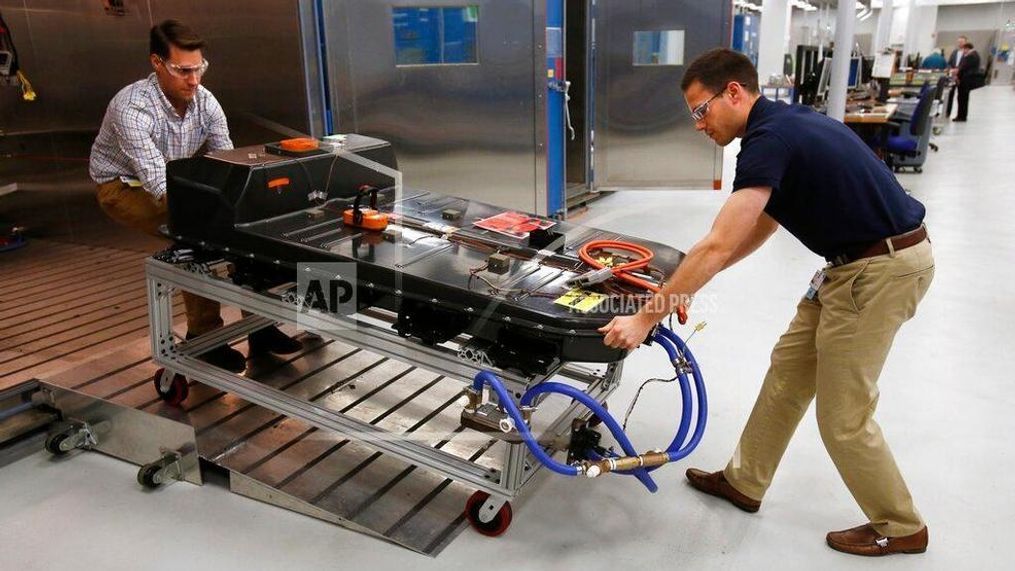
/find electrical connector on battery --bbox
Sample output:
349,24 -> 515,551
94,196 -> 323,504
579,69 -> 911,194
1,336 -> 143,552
487,253 -> 511,274
566,267 -> 614,288
154,248 -> 195,264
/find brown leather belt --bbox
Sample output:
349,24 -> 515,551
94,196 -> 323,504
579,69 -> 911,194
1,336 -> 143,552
827,225 -> 928,267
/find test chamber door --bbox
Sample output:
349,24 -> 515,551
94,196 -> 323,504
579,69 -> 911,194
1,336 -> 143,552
591,0 -> 731,191
319,0 -> 551,214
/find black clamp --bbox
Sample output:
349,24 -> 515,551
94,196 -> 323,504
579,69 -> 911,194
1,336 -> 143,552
352,185 -> 379,226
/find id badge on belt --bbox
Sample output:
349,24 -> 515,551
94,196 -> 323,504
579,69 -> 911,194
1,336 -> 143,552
805,269 -> 826,301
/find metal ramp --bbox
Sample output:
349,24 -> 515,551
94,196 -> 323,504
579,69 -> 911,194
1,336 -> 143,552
37,335 -> 486,555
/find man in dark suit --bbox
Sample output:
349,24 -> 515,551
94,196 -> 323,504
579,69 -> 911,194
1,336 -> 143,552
946,35 -> 967,68
954,42 -> 981,121
945,35 -> 967,117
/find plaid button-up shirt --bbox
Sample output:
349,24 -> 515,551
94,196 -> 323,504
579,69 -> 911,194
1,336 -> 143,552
89,73 -> 232,199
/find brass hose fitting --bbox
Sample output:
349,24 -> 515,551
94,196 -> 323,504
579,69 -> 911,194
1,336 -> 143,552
579,451 -> 670,478
463,387 -> 482,412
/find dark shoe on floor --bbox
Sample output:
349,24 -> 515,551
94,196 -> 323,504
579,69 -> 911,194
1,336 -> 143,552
187,333 -> 247,373
248,326 -> 303,356
685,468 -> 761,513
953,117 -> 967,122
826,523 -> 928,556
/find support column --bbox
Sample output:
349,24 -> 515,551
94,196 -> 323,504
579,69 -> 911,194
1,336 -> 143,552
874,0 -> 894,53
758,0 -> 791,84
905,4 -> 938,62
826,0 -> 856,122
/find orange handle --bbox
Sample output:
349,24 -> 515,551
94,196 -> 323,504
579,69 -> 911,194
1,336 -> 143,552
676,305 -> 688,325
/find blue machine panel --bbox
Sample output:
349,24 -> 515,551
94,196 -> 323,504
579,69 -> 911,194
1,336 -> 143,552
393,6 -> 478,65
732,13 -> 759,67
546,0 -> 564,215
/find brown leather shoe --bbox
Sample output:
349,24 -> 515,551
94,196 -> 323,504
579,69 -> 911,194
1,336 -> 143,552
685,468 -> 761,513
826,524 -> 928,556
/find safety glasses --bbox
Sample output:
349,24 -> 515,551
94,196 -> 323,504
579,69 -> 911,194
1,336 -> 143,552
689,87 -> 728,122
159,57 -> 209,79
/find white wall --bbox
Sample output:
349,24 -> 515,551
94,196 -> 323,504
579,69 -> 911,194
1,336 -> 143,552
933,1 -> 1014,54
905,5 -> 941,59
937,1 -> 1015,30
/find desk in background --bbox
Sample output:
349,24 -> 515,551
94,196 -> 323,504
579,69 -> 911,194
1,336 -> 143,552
889,70 -> 948,88
844,103 -> 898,124
844,103 -> 899,158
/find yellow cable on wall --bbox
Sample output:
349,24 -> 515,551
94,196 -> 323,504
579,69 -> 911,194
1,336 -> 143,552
16,69 -> 35,101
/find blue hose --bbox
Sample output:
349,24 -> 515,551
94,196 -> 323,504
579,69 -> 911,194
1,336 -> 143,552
521,381 -> 658,492
657,326 -> 707,463
472,370 -> 579,477
470,325 -> 707,493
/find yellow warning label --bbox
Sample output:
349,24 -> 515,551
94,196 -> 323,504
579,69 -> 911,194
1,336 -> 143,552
554,289 -> 608,313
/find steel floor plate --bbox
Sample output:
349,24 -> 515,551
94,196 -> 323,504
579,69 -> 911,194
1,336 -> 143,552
41,332 -> 515,556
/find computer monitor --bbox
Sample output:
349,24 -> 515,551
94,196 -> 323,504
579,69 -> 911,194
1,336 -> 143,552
817,56 -> 861,98
861,56 -> 874,84
849,56 -> 862,89
816,58 -> 831,100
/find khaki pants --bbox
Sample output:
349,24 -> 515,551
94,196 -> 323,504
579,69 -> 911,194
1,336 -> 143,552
724,239 -> 935,537
96,180 -> 223,336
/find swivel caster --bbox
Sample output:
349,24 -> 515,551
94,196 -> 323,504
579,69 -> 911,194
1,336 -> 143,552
137,450 -> 183,489
153,368 -> 189,406
465,491 -> 512,537
138,463 -> 163,488
914,167 -> 923,173
44,422 -> 98,456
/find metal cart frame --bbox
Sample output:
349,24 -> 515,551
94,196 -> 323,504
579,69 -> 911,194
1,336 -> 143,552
146,256 -> 621,521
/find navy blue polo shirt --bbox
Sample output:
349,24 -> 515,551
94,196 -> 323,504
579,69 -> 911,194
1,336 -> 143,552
733,96 -> 925,259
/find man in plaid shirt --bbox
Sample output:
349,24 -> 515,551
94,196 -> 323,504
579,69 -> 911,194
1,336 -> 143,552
90,20 -> 301,372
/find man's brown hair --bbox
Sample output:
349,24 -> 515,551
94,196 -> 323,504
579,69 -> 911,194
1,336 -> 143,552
681,48 -> 760,94
150,19 -> 204,59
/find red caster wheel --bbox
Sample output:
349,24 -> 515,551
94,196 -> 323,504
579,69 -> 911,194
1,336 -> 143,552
464,491 -> 512,537
153,367 -> 189,406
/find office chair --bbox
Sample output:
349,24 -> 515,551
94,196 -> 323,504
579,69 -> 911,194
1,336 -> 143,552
885,81 -> 934,173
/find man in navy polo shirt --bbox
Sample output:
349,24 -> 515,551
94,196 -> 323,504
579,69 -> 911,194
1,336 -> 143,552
600,48 -> 934,556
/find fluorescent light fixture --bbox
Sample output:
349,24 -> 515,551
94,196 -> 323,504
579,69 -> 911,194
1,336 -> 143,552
733,0 -> 762,12
789,0 -> 818,11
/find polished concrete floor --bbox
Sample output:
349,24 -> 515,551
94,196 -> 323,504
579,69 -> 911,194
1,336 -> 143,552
2,86 -> 1012,570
